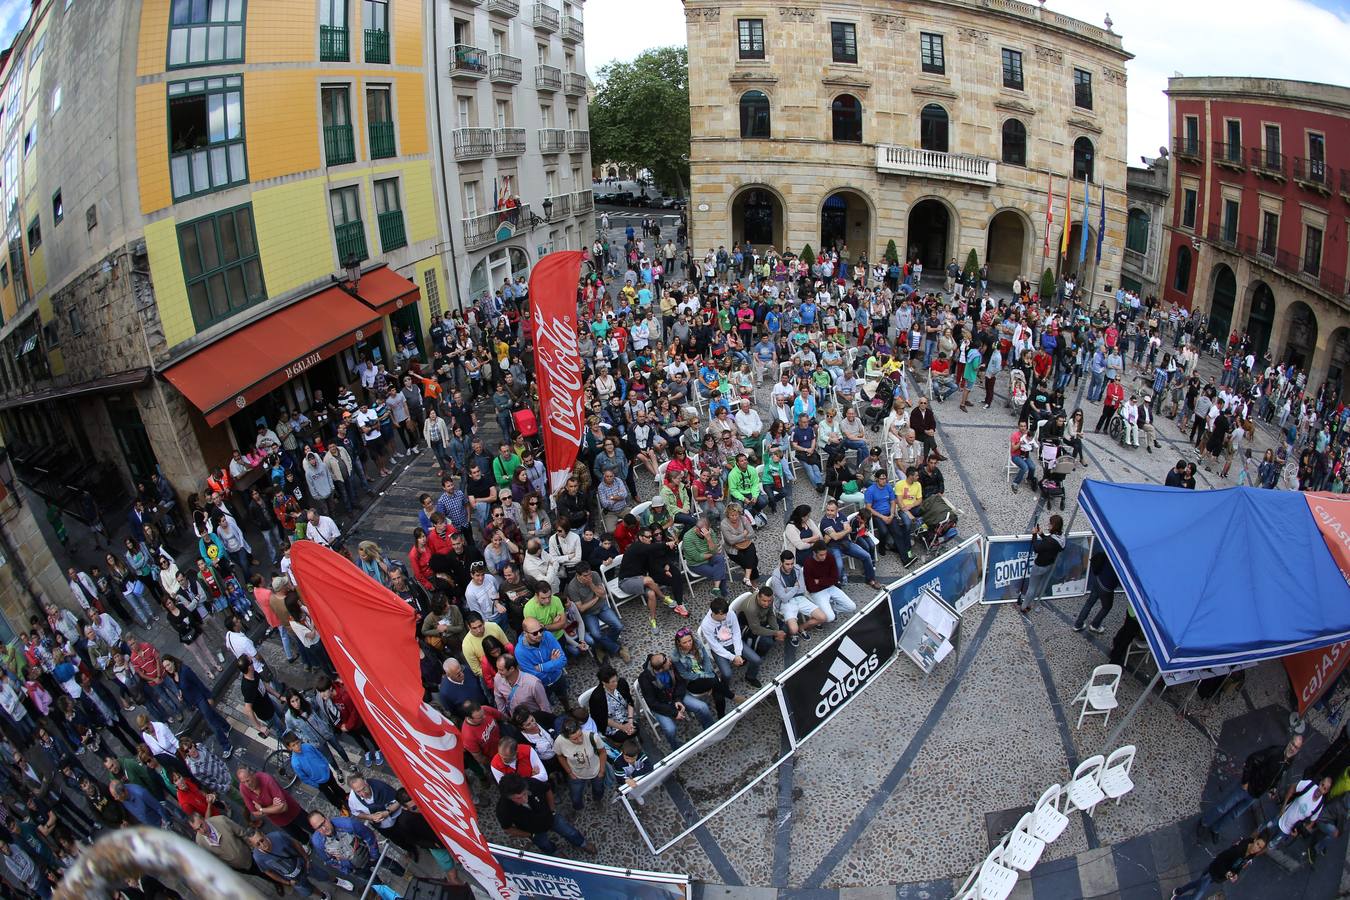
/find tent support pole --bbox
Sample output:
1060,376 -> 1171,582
1102,670 -> 1163,753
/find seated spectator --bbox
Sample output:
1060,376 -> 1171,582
768,552 -> 828,647
587,665 -> 637,747
638,651 -> 715,748
802,545 -> 859,624
930,353 -> 958,402
680,515 -> 730,597
699,596 -> 762,689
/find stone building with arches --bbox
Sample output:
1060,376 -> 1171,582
1159,76 -> 1350,397
684,0 -> 1131,294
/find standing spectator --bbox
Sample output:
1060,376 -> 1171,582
1198,735 -> 1303,842
239,766 -> 310,845
1017,515 -> 1065,615
248,828 -> 344,896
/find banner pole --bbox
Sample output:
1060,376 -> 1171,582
1101,669 -> 1162,754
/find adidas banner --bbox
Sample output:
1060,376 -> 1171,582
779,598 -> 897,744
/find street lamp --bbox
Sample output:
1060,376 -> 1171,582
342,255 -> 363,291
542,197 -> 554,221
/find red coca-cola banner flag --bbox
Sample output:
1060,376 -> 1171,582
528,250 -> 586,494
1285,493 -> 1350,715
289,541 -> 512,899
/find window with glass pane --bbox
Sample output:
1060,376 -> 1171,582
831,94 -> 862,143
169,76 -> 247,200
1072,137 -> 1094,182
1125,209 -> 1149,254
1260,211 -> 1278,256
1173,245 -> 1191,292
331,186 -> 368,262
1183,117 -> 1199,155
168,0 -> 246,69
1221,199 -> 1238,243
375,178 -> 406,252
1263,124 -> 1281,168
321,0 -> 349,61
178,205 -> 267,329
1225,120 -> 1241,160
363,0 -> 389,63
1309,133 -> 1326,180
1001,119 -> 1025,165
367,87 -> 395,158
322,86 -> 355,165
739,91 -> 770,139
1073,68 -> 1092,110
1182,189 -> 1197,228
738,19 -> 764,59
920,104 -> 948,152
830,22 -> 857,64
1001,48 -> 1023,90
920,33 -> 944,74
1304,225 -> 1322,276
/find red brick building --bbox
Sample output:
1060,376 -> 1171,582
1161,77 -> 1350,394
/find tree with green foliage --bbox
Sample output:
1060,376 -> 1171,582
884,239 -> 899,264
964,249 -> 980,284
589,47 -> 690,196
1041,268 -> 1055,299
800,244 -> 815,262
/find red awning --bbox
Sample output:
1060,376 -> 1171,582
161,287 -> 381,426
355,265 -> 421,316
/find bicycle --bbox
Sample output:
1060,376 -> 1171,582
265,746 -> 298,789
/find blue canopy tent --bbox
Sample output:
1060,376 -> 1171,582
1079,480 -> 1350,744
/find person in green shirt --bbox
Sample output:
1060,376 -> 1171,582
522,579 -> 567,641
491,442 -> 522,490
103,754 -> 167,803
728,454 -> 765,514
760,448 -> 789,514
680,515 -> 729,598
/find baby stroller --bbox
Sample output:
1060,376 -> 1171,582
1038,441 -> 1075,511
1008,369 -> 1028,414
862,373 -> 898,432
911,493 -> 960,558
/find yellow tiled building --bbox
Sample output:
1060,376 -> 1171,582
0,0 -> 590,522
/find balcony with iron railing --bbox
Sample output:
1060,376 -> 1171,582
562,15 -> 583,42
364,28 -> 389,63
1172,136 -> 1201,160
545,193 -> 572,218
489,53 -> 522,84
451,44 -> 488,78
486,0 -> 520,15
1249,146 -> 1285,180
566,129 -> 589,152
378,210 -> 407,252
1225,232 -> 1349,298
320,25 -> 349,61
493,127 -> 526,156
538,128 -> 566,154
535,64 -> 562,92
369,121 -> 396,159
334,220 -> 368,262
875,145 -> 997,185
452,127 -> 493,160
531,3 -> 561,31
463,203 -> 530,251
564,72 -> 587,96
1212,141 -> 1245,169
1342,168 -> 1350,197
323,123 -> 356,165
572,189 -> 593,213
1292,157 -> 1332,193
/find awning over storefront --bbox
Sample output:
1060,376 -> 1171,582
0,368 -> 151,411
161,286 -> 381,427
354,265 -> 421,317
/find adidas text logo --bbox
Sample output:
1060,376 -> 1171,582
816,636 -> 881,718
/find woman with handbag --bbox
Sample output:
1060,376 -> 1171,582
720,502 -> 760,587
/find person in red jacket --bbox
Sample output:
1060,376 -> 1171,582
1095,376 -> 1125,433
801,545 -> 858,624
172,770 -> 226,819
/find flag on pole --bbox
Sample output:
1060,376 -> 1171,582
1059,176 -> 1072,261
1095,181 -> 1106,265
1044,173 -> 1054,257
1078,176 -> 1091,267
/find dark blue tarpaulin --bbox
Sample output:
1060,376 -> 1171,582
1079,480 -> 1350,672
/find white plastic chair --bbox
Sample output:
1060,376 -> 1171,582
997,812 -> 1046,872
1004,449 -> 1018,485
977,847 -> 1020,900
1030,783 -> 1070,844
1098,745 -> 1137,805
1123,639 -> 1153,675
655,460 -> 669,484
1067,755 -> 1107,815
679,546 -> 709,592
1072,664 -> 1122,729
630,500 -> 653,526
577,685 -> 595,708
729,591 -> 755,621
601,555 -> 639,606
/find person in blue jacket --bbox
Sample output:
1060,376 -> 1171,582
514,616 -> 570,704
283,732 -> 346,812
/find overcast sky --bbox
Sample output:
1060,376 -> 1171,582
582,0 -> 1350,164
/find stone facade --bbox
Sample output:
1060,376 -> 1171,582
1122,157 -> 1169,297
0,485 -> 69,640
685,0 -> 1132,294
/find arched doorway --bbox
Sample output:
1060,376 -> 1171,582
820,190 -> 870,257
1208,264 -> 1237,342
986,209 -> 1027,286
1282,301 -> 1318,370
1058,224 -> 1096,281
907,199 -> 952,272
731,186 -> 784,250
1327,328 -> 1350,402
1246,281 -> 1275,362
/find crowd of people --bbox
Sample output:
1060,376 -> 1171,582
2,202 -> 1347,898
